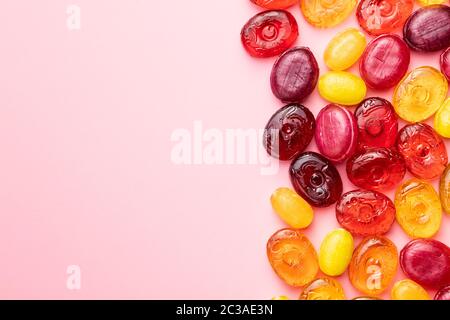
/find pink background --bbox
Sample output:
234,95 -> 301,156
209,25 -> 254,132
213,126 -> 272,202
0,0 -> 449,299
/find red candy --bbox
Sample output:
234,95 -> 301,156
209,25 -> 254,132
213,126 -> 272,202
241,10 -> 298,58
435,285 -> 450,300
250,0 -> 298,9
441,47 -> 450,81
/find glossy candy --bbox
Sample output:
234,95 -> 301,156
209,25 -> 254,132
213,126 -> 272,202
263,104 -> 315,161
349,236 -> 398,295
241,10 -> 298,58
272,295 -> 289,300
395,179 -> 442,239
270,187 -> 314,228
391,279 -> 430,300
396,123 -> 448,180
299,277 -> 346,300
400,239 -> 450,288
250,0 -> 299,9
417,0 -> 448,5
271,47 -> 319,103
435,98 -> 450,138
356,0 -> 414,36
435,285 -> 450,300
323,28 -> 366,71
360,34 -> 410,90
300,0 -> 357,28
355,98 -> 398,151
441,47 -> 450,81
267,229 -> 319,287
315,104 -> 358,163
403,5 -> 450,52
336,190 -> 396,236
290,152 -> 343,207
319,229 -> 354,276
352,296 -> 381,300
346,148 -> 406,191
318,71 -> 367,106
440,165 -> 450,214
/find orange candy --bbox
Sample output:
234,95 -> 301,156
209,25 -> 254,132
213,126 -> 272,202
250,0 -> 298,9
299,277 -> 346,300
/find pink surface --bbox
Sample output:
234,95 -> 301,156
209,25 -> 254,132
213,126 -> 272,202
0,1 -> 449,299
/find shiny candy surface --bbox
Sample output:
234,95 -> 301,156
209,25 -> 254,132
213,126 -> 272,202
318,71 -> 367,106
441,47 -> 450,81
440,165 -> 450,214
324,28 -> 366,71
435,285 -> 450,300
435,98 -> 450,138
270,187 -> 314,228
391,279 -> 430,300
272,295 -> 290,300
417,0 -> 448,5
300,0 -> 357,28
299,277 -> 346,300
319,229 -> 354,276
250,0 -> 299,9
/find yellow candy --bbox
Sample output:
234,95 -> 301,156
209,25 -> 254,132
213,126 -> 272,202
272,296 -> 289,300
393,66 -> 448,123
318,71 -> 367,105
394,179 -> 442,239
299,277 -> 346,300
319,229 -> 354,276
324,28 -> 366,71
416,0 -> 447,5
270,187 -> 314,229
391,279 -> 429,300
300,0 -> 357,28
434,98 -> 450,138
440,165 -> 450,214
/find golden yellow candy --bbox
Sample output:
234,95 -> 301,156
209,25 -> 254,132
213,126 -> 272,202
318,71 -> 367,105
271,187 -> 314,229
300,0 -> 357,28
440,165 -> 450,214
391,279 -> 429,300
299,277 -> 346,300
272,295 -> 289,300
393,66 -> 448,122
394,179 -> 442,239
324,28 -> 366,71
319,229 -> 354,276
416,0 -> 447,5
434,98 -> 450,138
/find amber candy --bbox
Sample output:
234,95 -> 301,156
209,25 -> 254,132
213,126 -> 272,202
299,277 -> 346,300
300,0 -> 356,28
440,165 -> 450,214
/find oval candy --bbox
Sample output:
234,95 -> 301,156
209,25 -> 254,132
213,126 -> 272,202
319,229 -> 354,276
391,279 -> 430,300
440,165 -> 450,215
441,47 -> 450,81
270,187 -> 314,228
435,285 -> 450,300
435,98 -> 450,139
318,71 -> 367,106
250,0 -> 298,9
299,277 -> 346,300
300,0 -> 357,28
324,28 -> 366,71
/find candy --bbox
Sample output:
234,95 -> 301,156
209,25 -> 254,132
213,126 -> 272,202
391,279 -> 429,300
393,67 -> 448,122
435,285 -> 450,300
318,71 -> 367,106
300,0 -> 356,28
440,165 -> 450,214
319,229 -> 354,276
441,47 -> 450,81
359,34 -> 410,90
315,104 -> 358,163
349,236 -> 398,295
272,295 -> 290,300
299,277 -> 346,300
352,296 -> 381,300
346,148 -> 406,191
263,104 -> 315,161
323,28 -> 366,71
403,5 -> 450,52
395,179 -> 442,239
417,0 -> 448,5
356,0 -> 414,36
241,10 -> 298,58
250,0 -> 298,9
270,187 -> 314,228
396,123 -> 448,180
270,47 -> 319,103
355,98 -> 398,151
267,229 -> 319,286
400,239 -> 450,288
435,98 -> 450,138
290,152 -> 343,207
336,190 -> 396,236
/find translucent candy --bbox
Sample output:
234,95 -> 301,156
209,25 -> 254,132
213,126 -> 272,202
300,0 -> 357,28
391,279 -> 430,300
299,277 -> 346,300
440,165 -> 450,214
270,187 -> 314,228
417,0 -> 448,5
352,296 -> 381,300
435,285 -> 450,300
434,98 -> 450,138
323,28 -> 366,71
441,47 -> 450,81
251,0 -> 299,9
272,295 -> 290,300
318,71 -> 367,106
319,229 -> 354,276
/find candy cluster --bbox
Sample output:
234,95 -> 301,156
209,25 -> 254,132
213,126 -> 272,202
242,0 -> 450,300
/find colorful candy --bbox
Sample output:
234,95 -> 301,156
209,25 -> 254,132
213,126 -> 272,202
352,296 -> 381,300
349,236 -> 398,295
336,190 -> 396,236
435,285 -> 450,300
250,0 -> 299,9
300,0 -> 357,28
290,152 -> 343,207
319,229 -> 354,276
315,104 -> 358,163
441,47 -> 450,81
395,179 -> 442,239
323,28 -> 366,71
272,295 -> 290,300
417,0 -> 448,5
391,279 -> 430,300
267,229 -> 319,287
271,47 -> 319,102
318,71 -> 367,106
434,98 -> 450,138
270,187 -> 314,228
299,277 -> 346,300
440,165 -> 450,214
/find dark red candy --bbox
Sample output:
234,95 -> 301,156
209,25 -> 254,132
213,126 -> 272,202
241,10 -> 299,58
347,148 -> 406,191
435,285 -> 450,300
441,47 -> 450,81
336,189 -> 396,236
270,47 -> 319,103
403,5 -> 450,52
263,104 -> 315,160
290,152 -> 343,207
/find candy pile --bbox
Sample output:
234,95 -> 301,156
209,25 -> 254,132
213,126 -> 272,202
241,1 -> 450,300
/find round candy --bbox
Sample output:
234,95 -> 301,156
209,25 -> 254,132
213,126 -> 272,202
440,165 -> 450,214
241,10 -> 298,58
349,236 -> 398,295
319,229 -> 354,276
270,187 -> 314,228
290,152 -> 343,207
299,277 -> 346,300
435,285 -> 450,300
395,179 -> 442,239
267,229 -> 319,287
396,123 -> 448,180
263,103 -> 315,161
356,0 -> 414,36
270,47 -> 319,103
250,0 -> 298,9
403,4 -> 450,52
355,97 -> 398,151
435,98 -> 450,138
300,0 -> 357,28
323,28 -> 366,71
346,148 -> 406,191
360,34 -> 410,90
315,104 -> 358,163
336,189 -> 396,236
400,239 -> 450,288
441,47 -> 450,81
318,71 -> 367,106
391,279 -> 430,300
